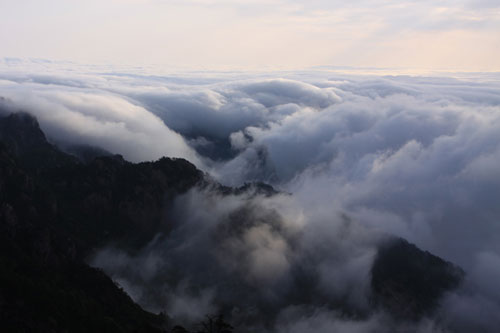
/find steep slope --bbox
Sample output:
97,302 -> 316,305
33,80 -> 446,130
0,111 -> 465,331
0,140 -> 167,332
371,238 -> 464,320
0,112 -> 77,171
0,113 -> 204,332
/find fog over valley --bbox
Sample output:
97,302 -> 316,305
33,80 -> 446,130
1,60 -> 500,331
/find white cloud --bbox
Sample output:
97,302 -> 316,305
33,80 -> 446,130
2,63 -> 500,331
0,75 -> 201,165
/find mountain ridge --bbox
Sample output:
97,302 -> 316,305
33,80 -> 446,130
0,111 -> 464,332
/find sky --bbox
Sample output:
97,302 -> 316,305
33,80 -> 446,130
1,0 -> 500,71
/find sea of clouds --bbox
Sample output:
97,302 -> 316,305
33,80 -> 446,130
1,59 -> 500,332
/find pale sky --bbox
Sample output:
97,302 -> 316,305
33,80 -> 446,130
1,0 -> 499,71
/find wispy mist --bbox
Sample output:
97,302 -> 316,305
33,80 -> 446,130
1,61 -> 500,331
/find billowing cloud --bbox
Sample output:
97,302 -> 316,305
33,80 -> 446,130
91,188 -> 383,331
0,70 -> 201,165
1,61 -> 500,331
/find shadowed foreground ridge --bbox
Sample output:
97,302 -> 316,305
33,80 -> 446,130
0,111 -> 465,332
0,112 -> 205,332
371,238 -> 465,320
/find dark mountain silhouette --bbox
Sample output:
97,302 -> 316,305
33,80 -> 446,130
371,237 -> 464,320
0,112 -> 78,171
0,111 -> 464,331
62,143 -> 113,164
0,112 -> 205,332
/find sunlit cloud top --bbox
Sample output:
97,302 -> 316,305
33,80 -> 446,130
1,0 -> 499,71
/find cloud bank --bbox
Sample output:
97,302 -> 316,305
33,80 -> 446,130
1,61 -> 500,331
0,68 -> 201,165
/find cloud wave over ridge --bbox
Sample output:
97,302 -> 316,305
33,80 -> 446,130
1,60 -> 500,331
